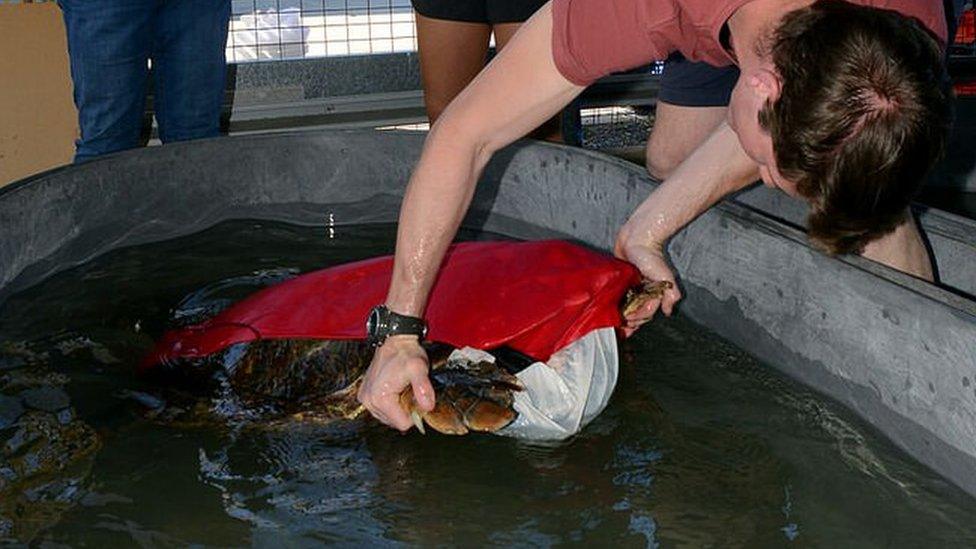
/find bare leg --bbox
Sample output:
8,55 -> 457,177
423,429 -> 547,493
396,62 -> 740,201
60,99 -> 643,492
415,14 -> 491,124
645,102 -> 728,180
493,22 -> 562,142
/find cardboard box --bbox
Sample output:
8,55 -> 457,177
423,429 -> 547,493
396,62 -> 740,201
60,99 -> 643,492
0,2 -> 77,187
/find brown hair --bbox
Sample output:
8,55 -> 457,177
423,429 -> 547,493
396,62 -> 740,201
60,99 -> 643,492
759,0 -> 951,255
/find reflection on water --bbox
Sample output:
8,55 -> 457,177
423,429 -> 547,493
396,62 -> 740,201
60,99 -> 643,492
0,220 -> 974,546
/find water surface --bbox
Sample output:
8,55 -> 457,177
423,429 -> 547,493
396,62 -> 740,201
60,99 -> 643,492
1,221 -> 974,547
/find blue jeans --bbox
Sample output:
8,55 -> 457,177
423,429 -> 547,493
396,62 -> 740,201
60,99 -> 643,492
59,0 -> 231,163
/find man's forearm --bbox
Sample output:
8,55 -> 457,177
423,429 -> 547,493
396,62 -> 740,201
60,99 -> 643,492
380,3 -> 582,317
385,130 -> 490,316
627,122 -> 760,246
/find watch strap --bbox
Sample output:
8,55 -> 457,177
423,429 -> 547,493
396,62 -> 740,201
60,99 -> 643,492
367,305 -> 427,346
385,308 -> 427,338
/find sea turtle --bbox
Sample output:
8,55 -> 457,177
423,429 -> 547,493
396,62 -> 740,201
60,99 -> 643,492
145,280 -> 673,435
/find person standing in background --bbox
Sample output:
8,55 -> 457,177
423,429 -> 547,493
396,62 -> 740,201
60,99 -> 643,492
59,0 -> 231,163
412,0 -> 560,139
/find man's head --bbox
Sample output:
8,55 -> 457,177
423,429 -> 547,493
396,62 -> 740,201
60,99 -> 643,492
728,0 -> 951,255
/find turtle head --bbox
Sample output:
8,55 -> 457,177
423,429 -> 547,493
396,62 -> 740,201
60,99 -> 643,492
621,280 -> 674,318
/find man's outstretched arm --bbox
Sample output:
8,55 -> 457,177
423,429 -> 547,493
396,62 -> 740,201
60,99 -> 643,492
357,3 -> 585,431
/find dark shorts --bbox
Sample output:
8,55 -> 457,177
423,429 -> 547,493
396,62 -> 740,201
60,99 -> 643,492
658,52 -> 740,108
946,0 -> 966,44
411,0 -> 547,24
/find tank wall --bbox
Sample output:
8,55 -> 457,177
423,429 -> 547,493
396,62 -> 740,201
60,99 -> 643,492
732,186 -> 976,299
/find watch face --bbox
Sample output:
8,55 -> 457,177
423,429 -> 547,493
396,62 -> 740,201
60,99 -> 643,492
366,306 -> 383,337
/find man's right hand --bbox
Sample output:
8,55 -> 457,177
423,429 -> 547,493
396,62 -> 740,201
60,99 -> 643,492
357,335 -> 435,431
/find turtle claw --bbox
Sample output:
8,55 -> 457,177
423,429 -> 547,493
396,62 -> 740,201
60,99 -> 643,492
399,391 -> 427,434
411,409 -> 426,435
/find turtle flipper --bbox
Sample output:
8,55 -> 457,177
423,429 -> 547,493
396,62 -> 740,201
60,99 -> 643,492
461,398 -> 518,432
400,388 -> 469,435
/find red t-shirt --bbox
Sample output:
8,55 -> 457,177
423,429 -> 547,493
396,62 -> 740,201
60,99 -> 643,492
551,0 -> 947,85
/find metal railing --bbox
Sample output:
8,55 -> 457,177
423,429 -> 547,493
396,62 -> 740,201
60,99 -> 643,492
227,0 -> 417,62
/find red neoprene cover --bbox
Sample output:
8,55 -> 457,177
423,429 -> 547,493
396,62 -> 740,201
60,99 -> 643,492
141,240 -> 641,371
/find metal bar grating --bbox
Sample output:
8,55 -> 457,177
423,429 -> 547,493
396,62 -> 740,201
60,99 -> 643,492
228,0 -> 417,62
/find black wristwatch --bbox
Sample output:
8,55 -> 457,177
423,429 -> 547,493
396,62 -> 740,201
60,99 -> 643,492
365,305 -> 428,347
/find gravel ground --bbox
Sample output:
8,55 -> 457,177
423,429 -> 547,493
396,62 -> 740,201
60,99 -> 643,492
581,108 -> 654,150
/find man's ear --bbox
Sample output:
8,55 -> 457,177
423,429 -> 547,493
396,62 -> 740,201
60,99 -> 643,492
752,67 -> 782,103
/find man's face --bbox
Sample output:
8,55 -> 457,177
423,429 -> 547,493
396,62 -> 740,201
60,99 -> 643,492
727,71 -> 799,197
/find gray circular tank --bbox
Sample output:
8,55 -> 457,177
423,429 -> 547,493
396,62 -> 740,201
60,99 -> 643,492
1,129 -> 974,497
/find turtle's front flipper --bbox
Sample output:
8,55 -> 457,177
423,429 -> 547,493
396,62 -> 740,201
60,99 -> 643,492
399,388 -> 469,435
459,397 -> 518,432
397,358 -> 521,435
